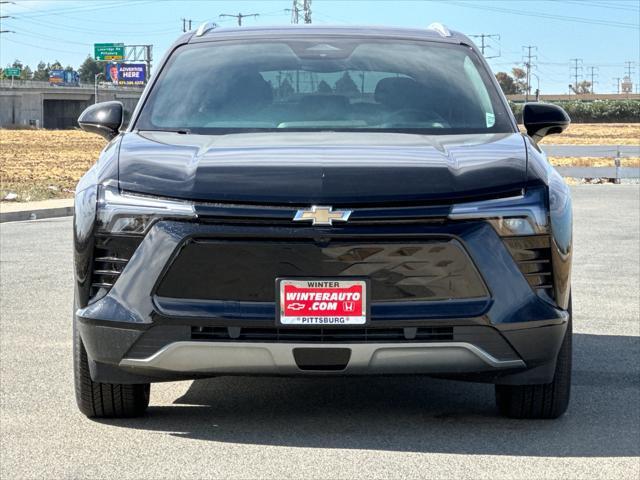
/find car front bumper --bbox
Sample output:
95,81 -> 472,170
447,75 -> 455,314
76,219 -> 569,385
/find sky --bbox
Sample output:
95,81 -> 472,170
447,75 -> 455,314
1,0 -> 639,94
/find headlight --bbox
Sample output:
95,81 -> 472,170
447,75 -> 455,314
96,184 -> 196,234
448,187 -> 548,236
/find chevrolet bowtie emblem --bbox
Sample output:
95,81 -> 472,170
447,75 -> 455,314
293,206 -> 353,226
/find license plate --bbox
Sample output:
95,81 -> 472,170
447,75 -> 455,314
277,278 -> 369,326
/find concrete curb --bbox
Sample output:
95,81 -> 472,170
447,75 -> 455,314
0,205 -> 74,223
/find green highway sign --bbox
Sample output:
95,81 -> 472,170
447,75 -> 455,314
4,67 -> 21,77
94,43 -> 125,61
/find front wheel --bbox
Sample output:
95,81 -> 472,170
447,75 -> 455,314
495,301 -> 572,419
73,320 -> 150,418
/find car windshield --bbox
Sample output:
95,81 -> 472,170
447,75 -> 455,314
135,37 -> 514,134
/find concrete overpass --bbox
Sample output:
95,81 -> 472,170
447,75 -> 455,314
0,80 -> 143,129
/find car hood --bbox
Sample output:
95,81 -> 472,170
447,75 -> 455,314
117,131 -> 527,205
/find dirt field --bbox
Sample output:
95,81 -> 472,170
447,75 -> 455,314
1,129 -> 104,202
1,124 -> 639,202
539,123 -> 639,145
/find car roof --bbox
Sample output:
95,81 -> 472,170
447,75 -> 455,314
186,24 -> 471,46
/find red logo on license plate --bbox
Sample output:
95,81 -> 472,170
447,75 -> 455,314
279,280 -> 367,325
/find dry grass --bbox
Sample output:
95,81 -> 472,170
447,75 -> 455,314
549,157 -> 639,167
1,129 -> 104,202
538,123 -> 639,145
1,125 -> 639,202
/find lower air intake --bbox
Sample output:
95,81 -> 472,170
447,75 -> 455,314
89,234 -> 142,301
503,235 -> 555,299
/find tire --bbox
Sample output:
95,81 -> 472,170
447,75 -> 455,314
495,299 -> 572,419
73,319 -> 150,418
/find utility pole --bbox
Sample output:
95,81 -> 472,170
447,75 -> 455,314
612,77 -> 621,94
624,61 -> 635,79
181,18 -> 193,32
586,66 -> 598,94
522,45 -> 537,102
289,0 -> 300,24
288,1 -> 311,24
569,58 -> 583,94
470,34 -> 500,58
303,0 -> 312,24
94,73 -> 103,104
219,12 -> 259,26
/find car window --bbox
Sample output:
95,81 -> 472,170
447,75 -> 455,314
463,56 -> 496,127
135,38 -> 513,134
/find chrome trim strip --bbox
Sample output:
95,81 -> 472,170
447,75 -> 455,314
120,341 -> 525,374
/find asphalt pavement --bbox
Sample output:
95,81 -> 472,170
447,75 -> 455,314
1,185 -> 639,479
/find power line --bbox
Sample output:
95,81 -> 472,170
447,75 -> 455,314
447,0 -> 639,29
0,35 -> 87,55
3,25 -> 90,46
219,12 -> 259,27
7,1 -> 152,19
586,66 -> 599,94
522,45 -> 537,101
557,0 -> 640,13
10,14 -> 178,36
612,77 -> 622,94
469,33 -> 500,58
569,58 -> 583,94
624,61 -> 635,79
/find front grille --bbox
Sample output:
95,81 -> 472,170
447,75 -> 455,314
89,234 -> 142,301
503,235 -> 554,299
190,326 -> 454,343
156,238 -> 488,302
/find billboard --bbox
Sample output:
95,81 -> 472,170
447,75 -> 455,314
49,69 -> 80,86
105,63 -> 146,86
94,43 -> 125,61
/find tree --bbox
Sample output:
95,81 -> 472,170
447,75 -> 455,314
495,69 -> 529,95
10,61 -> 32,80
20,66 -> 32,80
511,67 -> 528,93
316,79 -> 332,94
334,71 -> 359,96
78,56 -> 105,83
495,72 -> 518,95
571,80 -> 592,94
32,61 -> 49,81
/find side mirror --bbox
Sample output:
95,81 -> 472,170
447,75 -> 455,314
523,103 -> 570,143
78,101 -> 123,140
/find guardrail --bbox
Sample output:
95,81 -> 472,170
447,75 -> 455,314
544,145 -> 640,183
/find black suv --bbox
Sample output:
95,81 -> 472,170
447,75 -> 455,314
73,24 -> 572,419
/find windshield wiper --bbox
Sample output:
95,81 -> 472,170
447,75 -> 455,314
141,128 -> 192,135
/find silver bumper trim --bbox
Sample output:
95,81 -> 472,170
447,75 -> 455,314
120,341 -> 525,375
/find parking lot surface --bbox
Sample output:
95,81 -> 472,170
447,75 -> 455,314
1,185 -> 639,479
